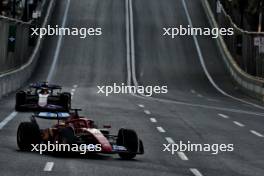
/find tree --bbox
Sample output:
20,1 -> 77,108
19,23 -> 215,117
221,0 -> 263,31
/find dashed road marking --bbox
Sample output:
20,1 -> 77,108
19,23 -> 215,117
71,92 -> 74,96
233,121 -> 245,127
157,127 -> 166,133
218,113 -> 229,119
250,130 -> 264,137
43,162 -> 54,172
138,104 -> 145,108
73,85 -> 78,88
190,168 -> 203,176
150,118 -> 157,123
197,94 -> 203,98
0,112 -> 18,130
165,137 -> 175,144
144,110 -> 151,115
191,89 -> 196,94
71,89 -> 76,92
177,152 -> 189,161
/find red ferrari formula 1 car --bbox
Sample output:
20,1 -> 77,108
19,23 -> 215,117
17,109 -> 144,159
15,82 -> 71,112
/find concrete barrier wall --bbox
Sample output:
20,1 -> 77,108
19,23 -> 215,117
201,0 -> 264,102
0,19 -> 31,73
0,0 -> 55,99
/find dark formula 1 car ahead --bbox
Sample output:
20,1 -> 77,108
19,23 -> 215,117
17,109 -> 144,159
15,82 -> 71,112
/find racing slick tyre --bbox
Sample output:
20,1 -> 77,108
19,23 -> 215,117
139,140 -> 144,154
15,91 -> 26,111
60,92 -> 71,111
17,122 -> 41,151
117,128 -> 139,159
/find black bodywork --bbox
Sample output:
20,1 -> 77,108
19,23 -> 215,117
15,82 -> 71,112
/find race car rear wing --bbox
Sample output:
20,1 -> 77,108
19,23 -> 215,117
34,112 -> 70,120
30,82 -> 62,90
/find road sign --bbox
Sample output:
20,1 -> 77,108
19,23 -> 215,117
254,37 -> 264,53
7,25 -> 17,52
254,37 -> 260,46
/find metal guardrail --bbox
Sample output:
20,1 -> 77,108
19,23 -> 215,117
201,0 -> 264,101
207,0 -> 264,78
0,0 -> 55,99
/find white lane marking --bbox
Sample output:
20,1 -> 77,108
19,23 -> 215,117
165,137 -> 175,144
150,118 -> 157,123
250,130 -> 264,137
71,89 -> 76,92
125,0 -> 132,86
128,0 -> 138,88
190,89 -> 196,94
157,127 -> 166,133
132,93 -> 264,116
233,121 -> 245,127
138,104 -> 145,108
133,93 -> 264,116
0,112 -> 18,130
73,85 -> 78,88
180,0 -> 264,111
190,168 -> 203,176
71,92 -> 74,96
125,0 -> 264,115
177,152 -> 189,161
218,113 -> 229,119
126,0 -> 146,97
197,94 -> 203,98
47,0 -> 71,82
43,162 -> 54,172
243,104 -> 252,107
144,110 -> 151,115
207,98 -> 220,102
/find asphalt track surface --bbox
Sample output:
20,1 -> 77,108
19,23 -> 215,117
1,0 -> 264,176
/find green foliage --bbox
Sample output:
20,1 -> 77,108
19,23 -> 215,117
221,0 -> 262,30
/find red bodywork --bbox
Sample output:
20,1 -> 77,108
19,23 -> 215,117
43,112 -> 114,153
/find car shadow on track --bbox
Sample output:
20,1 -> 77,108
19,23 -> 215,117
15,149 -> 143,162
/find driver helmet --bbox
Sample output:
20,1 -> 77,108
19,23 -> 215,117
39,88 -> 49,95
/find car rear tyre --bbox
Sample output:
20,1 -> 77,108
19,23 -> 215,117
117,128 -> 138,159
139,140 -> 144,154
15,91 -> 26,111
60,93 -> 71,111
17,122 -> 41,151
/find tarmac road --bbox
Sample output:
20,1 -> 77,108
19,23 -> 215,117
0,0 -> 264,176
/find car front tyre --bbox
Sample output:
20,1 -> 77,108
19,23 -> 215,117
17,122 -> 41,151
117,128 -> 139,160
